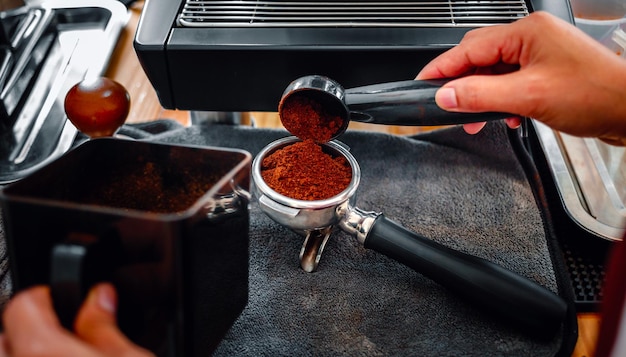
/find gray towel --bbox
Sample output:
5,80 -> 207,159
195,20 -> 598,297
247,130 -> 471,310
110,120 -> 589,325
153,121 -> 575,356
0,121 -> 576,356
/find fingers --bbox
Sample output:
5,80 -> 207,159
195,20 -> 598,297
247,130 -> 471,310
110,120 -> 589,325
504,117 -> 522,129
434,71 -> 532,116
463,122 -> 487,135
2,285 -> 153,357
2,286 -> 98,356
416,20 -> 524,80
74,283 -> 153,357
463,117 -> 521,135
3,286 -> 59,335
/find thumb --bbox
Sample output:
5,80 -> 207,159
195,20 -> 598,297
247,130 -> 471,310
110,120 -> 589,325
435,73 -> 530,116
74,283 -> 153,356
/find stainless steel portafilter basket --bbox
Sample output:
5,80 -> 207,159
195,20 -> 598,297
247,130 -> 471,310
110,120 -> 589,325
252,136 -> 361,272
252,136 -> 568,339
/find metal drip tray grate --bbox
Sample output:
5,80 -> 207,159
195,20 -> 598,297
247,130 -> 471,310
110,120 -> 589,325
178,0 -> 530,27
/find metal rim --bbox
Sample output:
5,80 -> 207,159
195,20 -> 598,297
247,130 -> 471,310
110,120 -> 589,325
252,136 -> 360,209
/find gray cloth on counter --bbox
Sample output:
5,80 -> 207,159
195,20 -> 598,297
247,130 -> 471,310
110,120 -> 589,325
155,121 -> 574,356
0,121 -> 576,356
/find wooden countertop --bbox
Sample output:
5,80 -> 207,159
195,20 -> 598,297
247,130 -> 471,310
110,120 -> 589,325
106,2 -> 601,356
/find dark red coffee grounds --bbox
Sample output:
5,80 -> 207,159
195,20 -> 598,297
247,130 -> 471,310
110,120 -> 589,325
279,94 -> 344,143
261,140 -> 352,201
77,161 -> 219,213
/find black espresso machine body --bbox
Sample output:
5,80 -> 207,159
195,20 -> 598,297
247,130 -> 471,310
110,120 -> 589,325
134,0 -> 574,113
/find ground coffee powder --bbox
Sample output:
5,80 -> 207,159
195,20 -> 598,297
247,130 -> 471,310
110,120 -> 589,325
260,140 -> 351,201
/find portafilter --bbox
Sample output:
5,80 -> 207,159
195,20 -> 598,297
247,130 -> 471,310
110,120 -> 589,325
252,136 -> 567,339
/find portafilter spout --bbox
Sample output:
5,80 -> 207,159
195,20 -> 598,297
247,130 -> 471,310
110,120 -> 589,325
278,75 -> 514,141
252,136 -> 567,339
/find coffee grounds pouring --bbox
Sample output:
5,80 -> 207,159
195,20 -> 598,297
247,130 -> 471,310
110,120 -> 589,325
279,94 -> 344,143
262,90 -> 352,201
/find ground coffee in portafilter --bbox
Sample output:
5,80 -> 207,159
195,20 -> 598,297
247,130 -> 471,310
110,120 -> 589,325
260,140 -> 351,201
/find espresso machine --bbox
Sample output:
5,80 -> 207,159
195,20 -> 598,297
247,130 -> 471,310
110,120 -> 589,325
133,0 -> 624,312
134,0 -> 573,112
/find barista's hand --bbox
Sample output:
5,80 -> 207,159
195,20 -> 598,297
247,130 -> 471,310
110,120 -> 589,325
0,284 -> 154,357
416,11 -> 626,145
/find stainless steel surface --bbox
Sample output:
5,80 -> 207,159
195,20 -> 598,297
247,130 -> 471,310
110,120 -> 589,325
338,206 -> 379,245
0,0 -> 128,184
178,0 -> 530,28
533,121 -> 625,241
0,6 -> 54,119
299,227 -> 332,273
279,75 -> 349,141
252,136 -> 360,229
282,75 -> 345,109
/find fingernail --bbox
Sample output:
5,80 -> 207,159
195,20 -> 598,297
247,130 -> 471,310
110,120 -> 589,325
436,87 -> 458,109
89,284 -> 116,314
505,117 -> 522,129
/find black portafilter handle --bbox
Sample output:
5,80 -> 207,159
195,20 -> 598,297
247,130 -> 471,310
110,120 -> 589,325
364,215 -> 567,339
345,79 -> 514,126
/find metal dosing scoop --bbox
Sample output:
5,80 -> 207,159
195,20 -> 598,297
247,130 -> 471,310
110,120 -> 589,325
252,136 -> 567,338
279,75 -> 513,141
